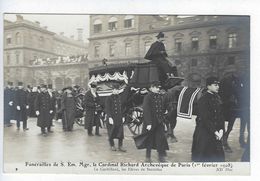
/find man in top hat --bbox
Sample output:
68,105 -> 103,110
105,82 -> 127,152
140,81 -> 169,162
4,81 -> 15,127
191,76 -> 225,162
144,32 -> 178,86
35,84 -> 55,135
84,82 -> 102,136
14,81 -> 29,131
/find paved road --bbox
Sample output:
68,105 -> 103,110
3,117 -> 246,173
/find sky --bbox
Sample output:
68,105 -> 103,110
4,14 -> 90,42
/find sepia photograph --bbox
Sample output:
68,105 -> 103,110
1,0 -> 259,180
2,13 -> 250,174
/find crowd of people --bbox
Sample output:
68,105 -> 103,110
4,31 -> 249,163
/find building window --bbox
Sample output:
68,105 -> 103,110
108,17 -> 118,31
39,36 -> 44,47
144,42 -> 151,53
6,54 -> 10,65
227,56 -> 235,65
6,35 -> 12,45
109,44 -> 115,57
16,54 -> 20,64
191,37 -> 199,51
124,15 -> 134,28
125,43 -> 132,56
16,32 -> 21,45
94,46 -> 100,58
93,19 -> 102,33
209,35 -> 217,49
175,38 -> 182,52
228,33 -> 237,48
209,56 -> 216,66
191,59 -> 198,67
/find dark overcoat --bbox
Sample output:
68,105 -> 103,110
144,41 -> 171,79
4,88 -> 15,121
134,92 -> 169,152
27,91 -> 38,117
105,94 -> 124,139
61,93 -> 76,130
14,88 -> 28,122
191,92 -> 225,162
84,90 -> 101,129
35,92 -> 55,128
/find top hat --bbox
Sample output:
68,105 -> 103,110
18,81 -> 23,86
7,81 -> 13,86
206,76 -> 220,86
156,32 -> 165,38
47,84 -> 53,89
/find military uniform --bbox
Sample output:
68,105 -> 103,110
35,91 -> 55,133
105,93 -> 125,150
142,91 -> 169,161
14,87 -> 29,130
192,91 -> 225,162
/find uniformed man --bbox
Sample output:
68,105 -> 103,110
191,76 -> 225,162
14,81 -> 29,131
35,84 -> 55,135
105,83 -> 126,152
144,32 -> 178,86
4,81 -> 15,127
84,82 -> 102,136
142,81 -> 169,162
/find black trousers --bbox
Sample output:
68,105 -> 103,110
109,138 -> 123,147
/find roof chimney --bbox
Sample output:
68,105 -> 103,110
77,28 -> 83,42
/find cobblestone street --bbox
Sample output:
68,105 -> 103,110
3,117 -> 246,173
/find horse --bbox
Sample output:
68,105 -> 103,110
218,74 -> 250,152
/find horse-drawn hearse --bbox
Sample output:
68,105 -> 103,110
77,61 -> 249,153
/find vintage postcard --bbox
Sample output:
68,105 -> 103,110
1,0 -> 259,180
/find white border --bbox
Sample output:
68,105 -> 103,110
1,0 -> 260,181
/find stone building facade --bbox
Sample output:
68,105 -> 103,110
4,15 -> 88,89
88,15 -> 250,87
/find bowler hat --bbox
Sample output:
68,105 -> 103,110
156,32 -> 165,38
206,76 -> 220,86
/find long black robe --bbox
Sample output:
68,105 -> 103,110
105,94 -> 124,139
134,92 -> 169,153
4,87 -> 15,124
191,92 -> 225,162
61,93 -> 76,130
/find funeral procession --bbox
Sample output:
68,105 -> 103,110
3,15 -> 250,167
